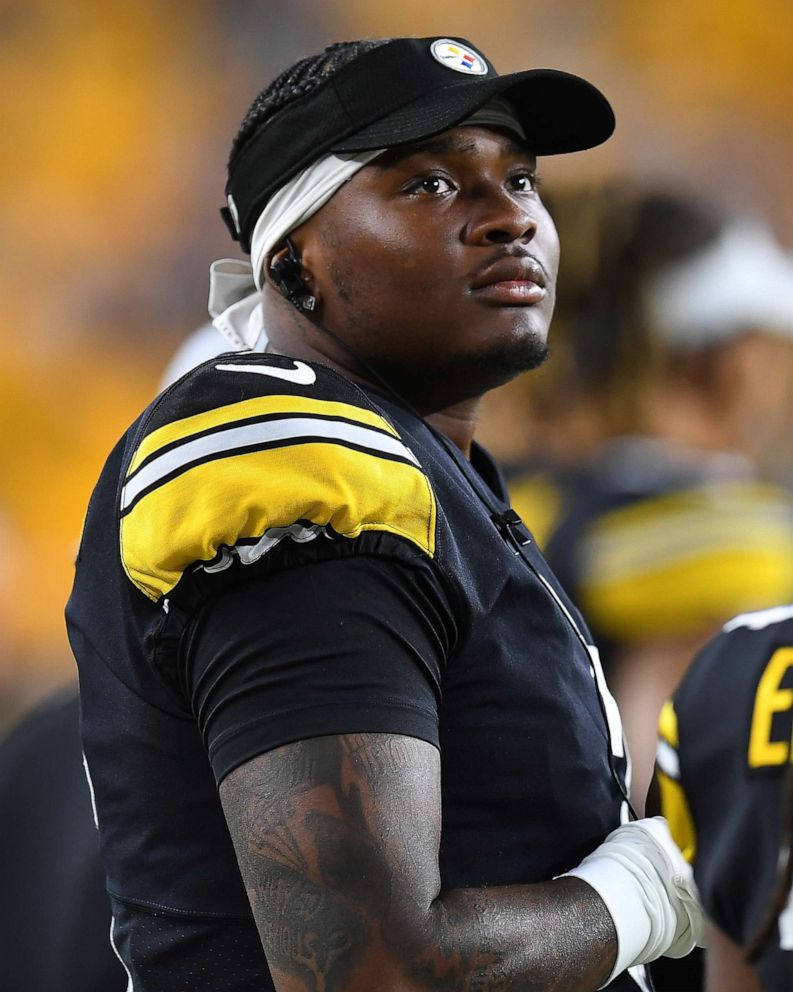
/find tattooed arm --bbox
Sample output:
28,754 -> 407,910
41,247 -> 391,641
220,733 -> 616,992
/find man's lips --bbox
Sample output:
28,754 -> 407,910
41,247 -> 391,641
470,256 -> 548,305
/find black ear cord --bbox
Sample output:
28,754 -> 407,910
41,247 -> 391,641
270,260 -> 638,821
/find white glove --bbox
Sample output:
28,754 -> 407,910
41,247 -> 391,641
561,816 -> 704,986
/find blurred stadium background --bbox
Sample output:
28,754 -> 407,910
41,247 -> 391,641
2,0 -> 793,724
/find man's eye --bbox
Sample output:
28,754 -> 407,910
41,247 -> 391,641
411,176 -> 454,195
509,173 -> 540,193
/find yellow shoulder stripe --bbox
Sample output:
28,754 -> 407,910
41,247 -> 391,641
658,699 -> 679,748
121,419 -> 436,602
582,544 -> 793,640
656,699 -> 696,862
129,394 -> 400,475
579,482 -> 793,639
657,771 -> 697,863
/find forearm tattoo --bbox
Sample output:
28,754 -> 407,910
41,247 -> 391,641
220,734 -> 616,991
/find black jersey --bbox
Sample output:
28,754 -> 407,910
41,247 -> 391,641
657,605 -> 793,991
68,352 -> 641,990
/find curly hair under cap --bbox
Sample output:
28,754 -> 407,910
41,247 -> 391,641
229,39 -> 392,168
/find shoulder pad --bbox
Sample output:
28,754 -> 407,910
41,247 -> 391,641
579,480 -> 793,640
120,355 -> 437,601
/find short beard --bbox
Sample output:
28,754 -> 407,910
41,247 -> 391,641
370,331 -> 550,412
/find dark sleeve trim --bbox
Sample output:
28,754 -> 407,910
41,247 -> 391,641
212,702 -> 440,785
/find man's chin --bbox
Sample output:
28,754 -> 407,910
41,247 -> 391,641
375,332 -> 550,410
435,331 -> 550,383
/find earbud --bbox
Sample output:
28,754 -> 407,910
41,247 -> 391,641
269,238 -> 316,312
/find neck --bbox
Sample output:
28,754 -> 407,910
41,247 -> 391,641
425,400 -> 482,458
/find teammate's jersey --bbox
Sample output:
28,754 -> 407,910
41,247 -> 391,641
539,436 -> 793,666
657,605 -> 793,991
68,353 -> 640,990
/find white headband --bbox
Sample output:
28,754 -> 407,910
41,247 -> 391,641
208,97 -> 527,350
207,150 -> 380,350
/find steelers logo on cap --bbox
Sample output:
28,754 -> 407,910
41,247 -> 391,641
430,39 -> 488,75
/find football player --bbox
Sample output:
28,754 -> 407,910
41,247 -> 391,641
658,605 -> 793,990
69,35 -> 702,990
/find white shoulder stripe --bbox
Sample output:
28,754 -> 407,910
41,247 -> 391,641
121,416 -> 419,512
723,603 -> 793,633
656,738 -> 680,780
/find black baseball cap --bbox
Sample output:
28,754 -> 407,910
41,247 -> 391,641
223,36 -> 615,252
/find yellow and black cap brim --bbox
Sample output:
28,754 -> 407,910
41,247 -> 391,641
223,36 -> 614,252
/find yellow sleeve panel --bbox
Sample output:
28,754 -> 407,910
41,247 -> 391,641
657,699 -> 697,863
120,394 -> 436,602
579,481 -> 793,641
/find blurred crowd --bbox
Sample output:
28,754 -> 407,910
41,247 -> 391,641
2,2 -> 793,990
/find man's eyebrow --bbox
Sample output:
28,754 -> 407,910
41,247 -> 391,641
371,132 -> 535,168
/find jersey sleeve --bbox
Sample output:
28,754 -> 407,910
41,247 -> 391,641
117,355 -> 438,604
181,552 -> 456,784
578,480 -> 793,641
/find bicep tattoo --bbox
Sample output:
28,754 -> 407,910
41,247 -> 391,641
220,733 -> 440,992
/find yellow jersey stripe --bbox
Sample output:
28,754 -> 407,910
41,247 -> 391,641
129,394 -> 400,475
585,480 -> 789,532
121,440 -> 437,602
582,489 -> 793,582
657,700 -> 696,862
121,415 -> 418,515
657,770 -> 697,863
658,699 -> 679,749
581,544 -> 793,640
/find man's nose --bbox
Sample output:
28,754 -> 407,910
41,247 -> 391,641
463,187 -> 538,246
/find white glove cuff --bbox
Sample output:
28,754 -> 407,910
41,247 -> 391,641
562,856 -> 652,988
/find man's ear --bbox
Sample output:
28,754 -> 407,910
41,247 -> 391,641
266,243 -> 290,277
267,240 -> 319,311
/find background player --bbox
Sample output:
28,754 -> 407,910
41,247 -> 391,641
509,184 -> 793,807
657,605 -> 793,991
